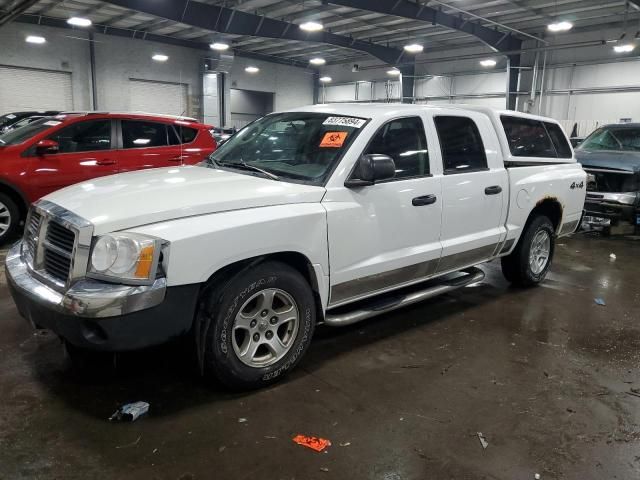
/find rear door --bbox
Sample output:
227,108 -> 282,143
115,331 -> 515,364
117,119 -> 185,172
429,111 -> 508,273
27,118 -> 118,198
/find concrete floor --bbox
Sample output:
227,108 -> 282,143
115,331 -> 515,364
1,233 -> 639,480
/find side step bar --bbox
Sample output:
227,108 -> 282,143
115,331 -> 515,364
324,267 -> 485,327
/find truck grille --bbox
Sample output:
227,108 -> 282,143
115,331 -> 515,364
22,201 -> 93,291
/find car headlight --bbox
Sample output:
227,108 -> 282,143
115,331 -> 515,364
88,233 -> 166,284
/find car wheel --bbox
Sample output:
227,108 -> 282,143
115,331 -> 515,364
501,215 -> 555,287
0,193 -> 20,244
200,260 -> 316,389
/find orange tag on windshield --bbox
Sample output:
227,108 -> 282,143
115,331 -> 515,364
320,131 -> 348,148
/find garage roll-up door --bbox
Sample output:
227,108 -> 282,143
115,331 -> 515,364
0,66 -> 73,112
129,79 -> 189,116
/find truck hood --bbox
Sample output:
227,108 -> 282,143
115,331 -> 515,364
44,165 -> 326,234
575,150 -> 640,173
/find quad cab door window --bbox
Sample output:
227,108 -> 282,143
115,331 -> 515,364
433,115 -> 507,272
28,119 -> 118,198
326,115 -> 443,307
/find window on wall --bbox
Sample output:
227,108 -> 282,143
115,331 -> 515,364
501,116 -> 557,158
122,120 -> 168,149
364,116 -> 430,179
48,120 -> 111,153
434,116 -> 487,173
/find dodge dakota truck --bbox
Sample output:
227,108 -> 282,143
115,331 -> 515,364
5,104 -> 586,389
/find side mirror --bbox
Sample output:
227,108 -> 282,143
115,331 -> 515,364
345,154 -> 396,187
35,139 -> 59,155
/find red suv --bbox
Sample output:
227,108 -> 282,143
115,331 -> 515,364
0,112 -> 217,242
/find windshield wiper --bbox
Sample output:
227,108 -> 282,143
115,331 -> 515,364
215,159 -> 280,181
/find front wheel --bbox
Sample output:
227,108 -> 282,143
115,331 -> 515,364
0,193 -> 20,244
501,215 -> 555,287
200,261 -> 316,389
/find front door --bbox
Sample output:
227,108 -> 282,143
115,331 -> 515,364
28,118 -> 118,199
430,113 -> 508,273
324,115 -> 443,308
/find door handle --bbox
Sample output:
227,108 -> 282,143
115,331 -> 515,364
169,155 -> 186,162
96,159 -> 116,166
412,194 -> 437,206
484,185 -> 502,195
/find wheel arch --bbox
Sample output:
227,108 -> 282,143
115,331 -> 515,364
0,179 -> 29,220
528,197 -> 563,234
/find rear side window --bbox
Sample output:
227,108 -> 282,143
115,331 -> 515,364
365,116 -> 430,179
544,122 -> 572,158
49,120 -> 111,153
434,116 -> 487,174
122,120 -> 167,149
175,125 -> 197,144
501,116 -> 556,158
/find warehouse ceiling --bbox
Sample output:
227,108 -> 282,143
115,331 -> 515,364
2,0 -> 638,66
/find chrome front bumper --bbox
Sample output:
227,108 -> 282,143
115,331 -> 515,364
6,242 -> 167,319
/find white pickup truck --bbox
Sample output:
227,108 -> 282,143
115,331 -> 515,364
6,104 -> 586,388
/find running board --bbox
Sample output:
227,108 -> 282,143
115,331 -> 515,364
323,267 -> 485,327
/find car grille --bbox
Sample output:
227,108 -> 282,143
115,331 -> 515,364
22,202 -> 93,291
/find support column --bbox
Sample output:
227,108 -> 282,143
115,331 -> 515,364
506,54 -> 521,111
400,63 -> 415,104
88,31 -> 98,110
312,71 -> 320,104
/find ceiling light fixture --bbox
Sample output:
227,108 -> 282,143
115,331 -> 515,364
547,21 -> 572,32
403,43 -> 424,53
210,42 -> 230,51
25,35 -> 46,44
245,66 -> 260,73
299,21 -> 323,32
479,59 -> 497,67
67,17 -> 92,27
387,68 -> 401,76
319,76 -> 332,82
309,57 -> 326,65
152,54 -> 169,62
613,43 -> 635,53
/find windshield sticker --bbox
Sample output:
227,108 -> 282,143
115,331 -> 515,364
43,120 -> 62,126
322,116 -> 366,128
320,131 -> 348,148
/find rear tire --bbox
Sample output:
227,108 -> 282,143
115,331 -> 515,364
0,193 -> 20,244
501,215 -> 555,287
199,261 -> 316,390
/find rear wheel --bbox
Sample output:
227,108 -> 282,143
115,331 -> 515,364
0,193 -> 20,244
199,261 -> 316,389
501,215 -> 555,287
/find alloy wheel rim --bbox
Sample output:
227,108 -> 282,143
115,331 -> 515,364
0,201 -> 11,237
529,230 -> 551,275
232,288 -> 300,368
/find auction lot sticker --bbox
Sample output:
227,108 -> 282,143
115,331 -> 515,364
322,116 -> 366,128
320,131 -> 348,148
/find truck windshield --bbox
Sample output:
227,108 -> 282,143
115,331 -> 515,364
0,117 -> 59,146
578,127 -> 640,152
206,112 -> 367,185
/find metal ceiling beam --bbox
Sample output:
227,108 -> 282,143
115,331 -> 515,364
101,0 -> 404,64
326,0 -> 522,52
0,0 -> 41,26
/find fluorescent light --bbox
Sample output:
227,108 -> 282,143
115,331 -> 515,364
25,35 -> 46,44
245,66 -> 260,73
300,21 -> 323,32
319,76 -> 332,82
614,43 -> 635,53
67,17 -> 92,27
152,54 -> 169,62
403,43 -> 424,53
387,68 -> 401,76
480,59 -> 497,67
210,42 -> 229,51
547,21 -> 573,32
309,57 -> 326,65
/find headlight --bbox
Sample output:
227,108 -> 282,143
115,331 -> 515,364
88,233 -> 165,284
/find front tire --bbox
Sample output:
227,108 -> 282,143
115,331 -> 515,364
200,261 -> 316,389
0,193 -> 20,244
501,215 -> 555,287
